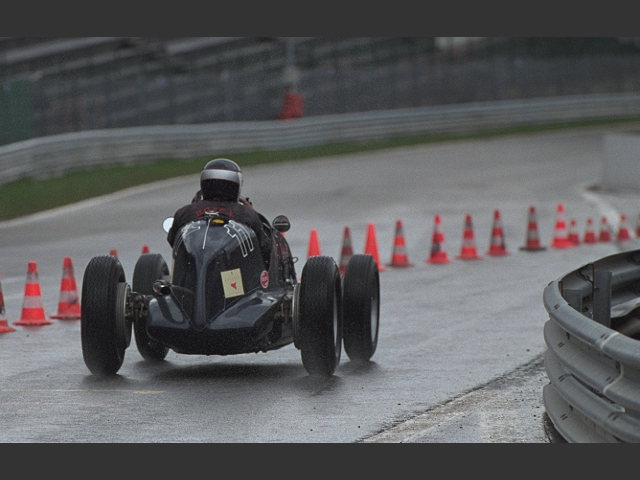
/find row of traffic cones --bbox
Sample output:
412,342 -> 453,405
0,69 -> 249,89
307,214 -> 499,271
307,213 -> 506,272
425,210 -> 509,264
2,244 -> 151,334
425,204 -> 635,262
306,203 -> 637,273
308,223 -> 390,274
543,204 -> 634,248
0,257 -> 81,334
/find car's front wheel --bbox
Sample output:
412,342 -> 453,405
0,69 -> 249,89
296,256 -> 342,376
81,255 -> 131,375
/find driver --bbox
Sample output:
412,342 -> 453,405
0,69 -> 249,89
166,158 -> 271,262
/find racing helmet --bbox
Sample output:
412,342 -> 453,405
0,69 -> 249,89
200,158 -> 243,201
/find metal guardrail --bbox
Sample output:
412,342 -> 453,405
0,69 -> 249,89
1,92 -> 640,187
543,249 -> 640,442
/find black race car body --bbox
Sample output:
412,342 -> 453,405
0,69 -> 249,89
147,212 -> 296,355
80,210 -> 380,377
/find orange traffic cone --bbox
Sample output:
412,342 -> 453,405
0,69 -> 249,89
487,209 -> 509,256
338,226 -> 354,275
109,249 -> 118,257
388,219 -> 413,267
616,214 -> 632,243
456,214 -> 482,260
583,217 -> 597,244
568,218 -> 580,246
50,256 -> 81,320
14,261 -> 52,326
0,269 -> 16,334
141,244 -> 150,254
426,214 -> 451,264
520,205 -> 546,251
307,229 -> 321,258
599,216 -> 612,243
364,222 -> 385,271
550,203 -> 574,249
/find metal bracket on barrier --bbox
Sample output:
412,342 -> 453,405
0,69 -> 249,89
593,267 -> 612,327
562,287 -> 583,313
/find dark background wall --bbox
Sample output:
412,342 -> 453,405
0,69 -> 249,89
1,37 -> 640,146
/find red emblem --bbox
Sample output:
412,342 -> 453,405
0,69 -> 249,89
260,271 -> 269,288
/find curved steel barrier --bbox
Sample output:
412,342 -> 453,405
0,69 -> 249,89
1,92 -> 640,187
543,249 -> 640,442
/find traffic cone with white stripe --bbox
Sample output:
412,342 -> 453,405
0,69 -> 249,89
519,205 -> 546,251
388,219 -> 413,267
14,260 -> 52,326
50,256 -> 81,320
0,269 -> 15,334
583,217 -> 597,244
426,214 -> 451,264
456,214 -> 482,260
616,214 -> 632,243
599,216 -> 612,243
568,218 -> 580,246
487,209 -> 509,256
364,222 -> 385,271
550,203 -> 574,249
338,226 -> 354,275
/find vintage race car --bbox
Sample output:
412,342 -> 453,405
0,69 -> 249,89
80,210 -> 380,376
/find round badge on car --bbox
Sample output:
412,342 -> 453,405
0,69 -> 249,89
260,270 -> 269,288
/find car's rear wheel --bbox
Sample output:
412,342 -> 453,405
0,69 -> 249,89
132,253 -> 170,361
297,256 -> 342,376
81,255 -> 131,375
342,254 -> 380,362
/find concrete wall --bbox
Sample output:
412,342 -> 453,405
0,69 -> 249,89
602,130 -> 640,191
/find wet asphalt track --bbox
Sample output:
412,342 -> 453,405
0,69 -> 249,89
1,124 -> 639,442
